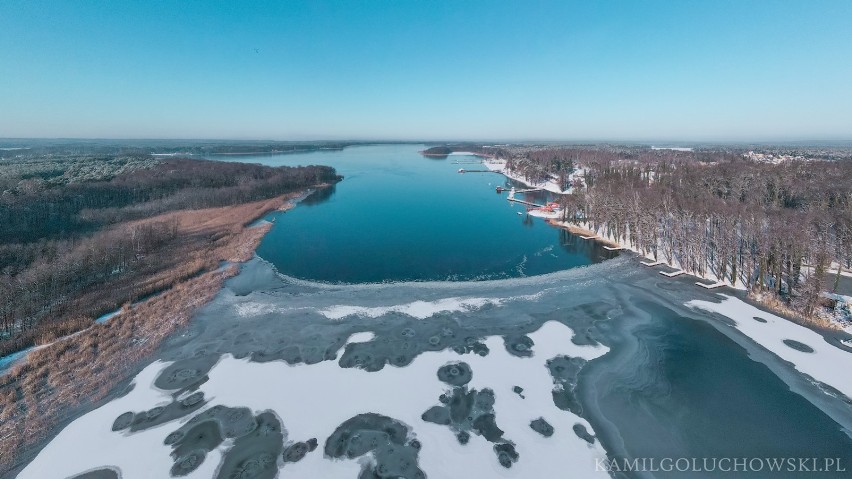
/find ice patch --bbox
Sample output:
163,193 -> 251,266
687,295 -> 852,399
19,321 -> 610,479
345,331 -> 376,344
234,302 -> 280,317
319,297 -> 501,320
319,292 -> 544,321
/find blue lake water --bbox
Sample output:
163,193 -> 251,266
209,144 -> 611,283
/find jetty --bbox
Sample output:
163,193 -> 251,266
696,281 -> 726,289
659,270 -> 686,277
641,260 -> 666,267
507,197 -> 544,208
506,187 -> 544,208
603,245 -> 626,251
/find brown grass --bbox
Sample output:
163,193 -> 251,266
747,290 -> 838,331
0,191 -> 306,474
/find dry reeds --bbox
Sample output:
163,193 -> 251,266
0,192 -> 303,473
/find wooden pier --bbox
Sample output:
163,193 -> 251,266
659,270 -> 686,277
641,260 -> 666,267
696,281 -> 726,289
507,197 -> 544,208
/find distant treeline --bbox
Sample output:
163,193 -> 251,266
420,144 -> 503,157
0,140 -> 360,158
0,155 -> 340,356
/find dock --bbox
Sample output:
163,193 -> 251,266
603,245 -> 626,251
579,235 -> 598,240
659,270 -> 685,277
507,197 -> 544,208
696,281 -> 726,289
641,260 -> 666,267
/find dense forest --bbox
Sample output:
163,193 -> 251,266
500,145 -> 852,325
0,153 -> 340,357
0,139 -> 360,157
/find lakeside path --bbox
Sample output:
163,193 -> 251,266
0,186 -> 332,476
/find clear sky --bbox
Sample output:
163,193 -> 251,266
1,0 -> 851,142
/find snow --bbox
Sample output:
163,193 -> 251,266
527,209 -> 561,219
482,159 -> 568,195
319,297 -> 503,320
549,219 -> 750,293
686,294 -> 852,399
318,293 -> 543,321
19,321 -> 611,479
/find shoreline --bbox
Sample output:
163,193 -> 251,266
544,216 -> 851,335
482,158 -> 567,194
0,185 -> 332,476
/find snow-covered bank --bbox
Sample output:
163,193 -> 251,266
548,218 -> 749,292
687,295 -> 852,399
483,159 -> 568,194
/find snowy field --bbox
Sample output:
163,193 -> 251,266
20,322 -> 609,479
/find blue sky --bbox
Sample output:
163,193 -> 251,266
1,0 -> 851,141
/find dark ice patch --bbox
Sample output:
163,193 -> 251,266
112,393 -> 208,434
214,411 -> 284,479
573,423 -> 596,444
112,411 -> 134,431
154,354 -> 219,391
421,366 -> 518,467
503,335 -> 534,357
437,361 -> 473,386
546,355 -> 587,416
530,417 -> 554,437
783,339 -> 815,353
494,442 -> 519,468
453,337 -> 490,357
282,438 -> 318,463
69,468 -> 120,479
163,405 -> 265,476
421,406 -> 451,425
472,413 -> 504,442
325,413 -> 425,479
170,449 -> 207,477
